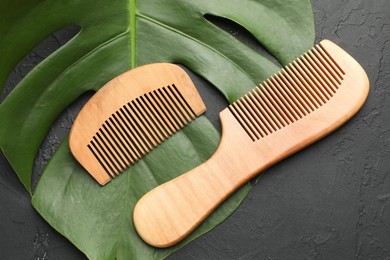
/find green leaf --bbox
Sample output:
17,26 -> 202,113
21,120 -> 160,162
0,0 -> 314,258
32,117 -> 251,259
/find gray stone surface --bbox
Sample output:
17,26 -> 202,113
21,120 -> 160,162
1,0 -> 389,259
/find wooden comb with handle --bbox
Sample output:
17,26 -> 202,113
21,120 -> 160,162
133,40 -> 370,247
69,63 -> 206,185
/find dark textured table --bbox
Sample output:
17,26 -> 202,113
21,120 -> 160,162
1,0 -> 389,259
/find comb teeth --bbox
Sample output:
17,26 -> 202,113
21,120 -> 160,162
229,43 -> 346,141
87,84 -> 197,178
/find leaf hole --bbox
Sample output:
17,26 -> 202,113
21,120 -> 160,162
203,14 -> 281,67
31,90 -> 94,192
0,24 -> 81,103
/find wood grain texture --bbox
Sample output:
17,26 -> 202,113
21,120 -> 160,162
69,63 -> 206,185
133,40 -> 370,247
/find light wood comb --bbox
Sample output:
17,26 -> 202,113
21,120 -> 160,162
69,63 -> 206,185
133,40 -> 370,247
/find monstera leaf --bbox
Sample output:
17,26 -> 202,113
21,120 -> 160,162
0,0 -> 314,259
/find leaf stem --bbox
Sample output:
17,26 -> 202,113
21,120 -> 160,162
130,0 -> 137,68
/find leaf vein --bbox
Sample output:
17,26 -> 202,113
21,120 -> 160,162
137,13 -> 256,84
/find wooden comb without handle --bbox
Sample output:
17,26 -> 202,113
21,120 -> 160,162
69,63 -> 206,185
133,40 -> 370,247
